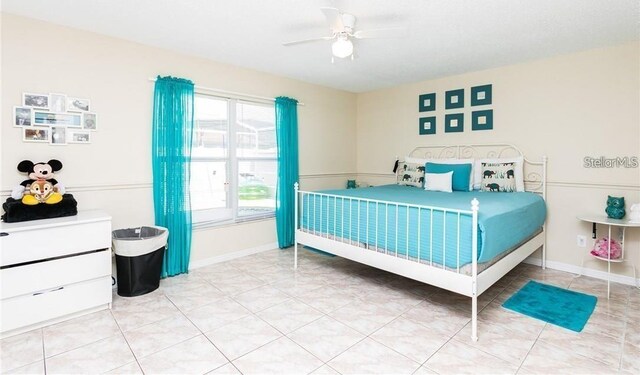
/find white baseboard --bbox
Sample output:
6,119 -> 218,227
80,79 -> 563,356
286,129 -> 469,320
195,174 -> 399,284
523,256 -> 639,287
188,242 -> 278,270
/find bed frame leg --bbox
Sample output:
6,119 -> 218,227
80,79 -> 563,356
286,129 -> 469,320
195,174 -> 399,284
471,294 -> 478,342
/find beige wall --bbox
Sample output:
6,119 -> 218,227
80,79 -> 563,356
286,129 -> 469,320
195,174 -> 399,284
356,42 -> 640,279
0,13 -> 357,263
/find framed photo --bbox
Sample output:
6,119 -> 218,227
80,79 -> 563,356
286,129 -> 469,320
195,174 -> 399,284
50,126 -> 67,145
419,116 -> 436,135
23,93 -> 49,109
82,112 -> 98,131
444,113 -> 464,133
418,93 -> 436,112
471,84 -> 492,106
68,130 -> 91,144
13,106 -> 33,127
67,97 -> 90,112
34,111 -> 82,127
472,109 -> 494,131
23,127 -> 50,143
445,89 -> 465,110
49,93 -> 67,112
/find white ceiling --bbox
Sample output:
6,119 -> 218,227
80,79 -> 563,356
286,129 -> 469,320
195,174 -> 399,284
2,0 -> 638,93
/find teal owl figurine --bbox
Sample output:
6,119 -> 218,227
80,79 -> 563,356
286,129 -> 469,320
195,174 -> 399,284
605,196 -> 625,219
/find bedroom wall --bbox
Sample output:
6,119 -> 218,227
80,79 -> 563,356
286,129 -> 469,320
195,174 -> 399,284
356,42 -> 640,281
0,13 -> 357,264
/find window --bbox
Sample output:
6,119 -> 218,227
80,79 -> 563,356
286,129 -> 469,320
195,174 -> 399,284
190,94 -> 277,226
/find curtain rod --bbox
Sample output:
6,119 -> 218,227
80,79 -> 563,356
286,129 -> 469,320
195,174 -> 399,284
148,78 -> 305,106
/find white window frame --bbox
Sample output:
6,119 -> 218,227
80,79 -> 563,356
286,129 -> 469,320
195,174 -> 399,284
191,93 -> 276,228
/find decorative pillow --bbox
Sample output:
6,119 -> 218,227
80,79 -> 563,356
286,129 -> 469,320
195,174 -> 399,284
474,157 -> 524,192
396,161 -> 425,187
481,162 -> 516,192
424,171 -> 453,193
425,162 -> 473,192
404,156 -> 474,190
426,158 -> 474,191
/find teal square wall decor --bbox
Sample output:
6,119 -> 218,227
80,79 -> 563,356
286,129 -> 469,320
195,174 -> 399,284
471,84 -> 492,106
472,109 -> 493,131
445,89 -> 464,109
444,113 -> 464,133
419,116 -> 436,135
419,93 -> 436,112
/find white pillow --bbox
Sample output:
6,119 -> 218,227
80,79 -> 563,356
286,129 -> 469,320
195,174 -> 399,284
473,156 -> 525,192
424,171 -> 453,193
404,156 -> 474,191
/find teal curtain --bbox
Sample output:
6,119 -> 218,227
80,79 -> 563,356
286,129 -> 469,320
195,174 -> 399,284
275,96 -> 299,248
152,76 -> 194,277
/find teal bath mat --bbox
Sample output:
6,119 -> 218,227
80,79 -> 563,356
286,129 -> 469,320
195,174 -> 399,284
502,280 -> 597,332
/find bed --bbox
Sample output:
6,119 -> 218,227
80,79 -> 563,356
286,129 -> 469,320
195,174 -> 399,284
293,144 -> 547,341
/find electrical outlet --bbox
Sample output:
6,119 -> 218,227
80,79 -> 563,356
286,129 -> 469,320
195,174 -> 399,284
577,235 -> 587,248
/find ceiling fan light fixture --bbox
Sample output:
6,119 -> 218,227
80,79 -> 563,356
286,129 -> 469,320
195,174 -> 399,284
332,38 -> 353,58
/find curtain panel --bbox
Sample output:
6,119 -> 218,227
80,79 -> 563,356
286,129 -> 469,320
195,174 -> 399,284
152,75 -> 194,277
275,96 -> 299,248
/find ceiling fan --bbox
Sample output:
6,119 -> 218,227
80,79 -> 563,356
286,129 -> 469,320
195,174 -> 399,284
282,7 -> 405,62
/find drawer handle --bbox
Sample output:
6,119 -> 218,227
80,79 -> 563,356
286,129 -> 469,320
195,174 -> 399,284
0,232 -> 8,237
33,286 -> 64,296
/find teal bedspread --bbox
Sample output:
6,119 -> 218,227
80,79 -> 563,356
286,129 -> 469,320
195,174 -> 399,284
300,185 -> 546,268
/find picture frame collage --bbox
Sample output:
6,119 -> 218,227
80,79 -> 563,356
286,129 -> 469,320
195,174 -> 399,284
14,92 -> 97,145
418,84 -> 493,135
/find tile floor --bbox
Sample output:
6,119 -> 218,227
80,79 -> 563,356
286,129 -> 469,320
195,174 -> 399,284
1,247 -> 638,374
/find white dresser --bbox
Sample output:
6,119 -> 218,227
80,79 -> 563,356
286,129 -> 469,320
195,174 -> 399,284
0,210 -> 112,338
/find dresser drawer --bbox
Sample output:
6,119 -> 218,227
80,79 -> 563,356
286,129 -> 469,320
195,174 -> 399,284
1,250 -> 111,299
0,220 -> 111,267
0,276 -> 112,333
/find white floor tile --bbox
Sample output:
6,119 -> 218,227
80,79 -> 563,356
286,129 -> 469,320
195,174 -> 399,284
103,361 -> 143,375
138,335 -> 228,374
4,360 -> 45,375
185,297 -> 251,332
45,333 -> 135,374
204,315 -> 282,360
371,317 -> 450,363
165,283 -> 226,311
329,299 -> 400,335
256,298 -> 323,333
328,337 -> 420,375
233,336 -> 323,374
111,294 -> 180,332
424,339 -> 518,374
43,309 -> 120,357
123,313 -> 201,358
232,285 -> 291,312
288,315 -> 365,362
0,329 -> 44,373
207,362 -> 241,374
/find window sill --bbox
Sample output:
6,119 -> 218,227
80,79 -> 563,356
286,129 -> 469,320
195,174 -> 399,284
193,214 -> 275,231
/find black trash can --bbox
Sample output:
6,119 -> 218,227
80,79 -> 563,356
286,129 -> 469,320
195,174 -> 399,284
112,226 -> 169,297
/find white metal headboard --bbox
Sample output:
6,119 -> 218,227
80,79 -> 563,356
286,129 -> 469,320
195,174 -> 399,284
407,143 -> 547,198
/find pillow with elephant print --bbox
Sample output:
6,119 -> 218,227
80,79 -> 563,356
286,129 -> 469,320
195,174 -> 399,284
481,162 -> 516,192
396,161 -> 425,188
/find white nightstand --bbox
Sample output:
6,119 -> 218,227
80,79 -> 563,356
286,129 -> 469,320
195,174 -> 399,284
577,214 -> 640,298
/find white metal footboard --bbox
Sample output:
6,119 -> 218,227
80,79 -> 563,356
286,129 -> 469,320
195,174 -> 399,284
293,183 -> 483,340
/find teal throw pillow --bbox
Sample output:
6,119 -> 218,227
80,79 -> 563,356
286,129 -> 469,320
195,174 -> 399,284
425,162 -> 473,192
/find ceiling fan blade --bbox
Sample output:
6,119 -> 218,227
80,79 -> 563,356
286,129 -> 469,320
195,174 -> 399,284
353,27 -> 407,39
320,7 -> 345,32
282,36 -> 334,47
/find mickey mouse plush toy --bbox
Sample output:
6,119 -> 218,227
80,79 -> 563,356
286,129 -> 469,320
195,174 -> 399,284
11,159 -> 66,205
